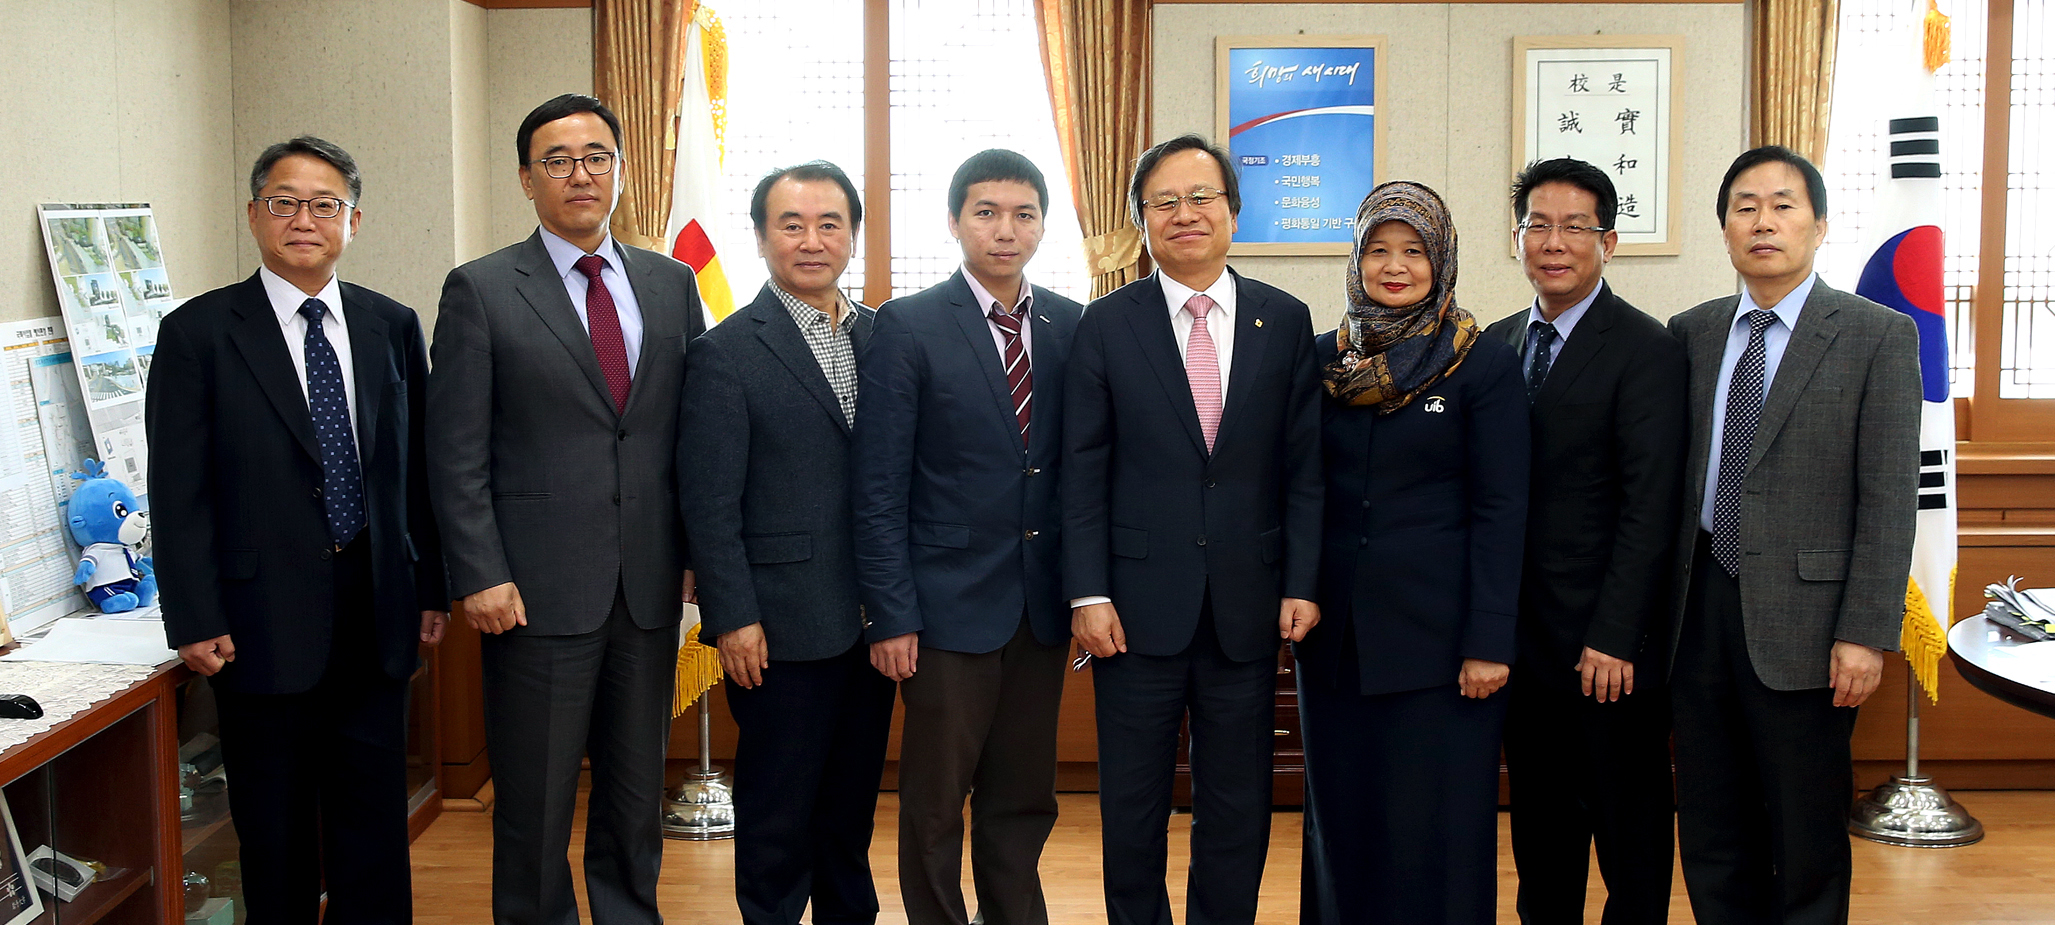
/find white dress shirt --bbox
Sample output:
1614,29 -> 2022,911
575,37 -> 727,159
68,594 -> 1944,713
1160,269 -> 1239,402
1521,282 -> 1603,376
962,267 -> 1035,363
539,227 -> 646,377
259,266 -> 357,449
1698,273 -> 1817,532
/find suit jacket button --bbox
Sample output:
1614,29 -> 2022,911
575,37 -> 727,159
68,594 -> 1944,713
1025,530 -> 1039,540
312,487 -> 323,498
613,493 -> 621,505
1205,479 -> 1216,488
1196,535 -> 1208,546
618,431 -> 629,441
1360,499 -> 1370,509
318,548 -> 332,561
1359,537 -> 1369,547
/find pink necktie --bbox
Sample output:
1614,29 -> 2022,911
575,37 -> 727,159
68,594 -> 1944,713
1185,294 -> 1222,452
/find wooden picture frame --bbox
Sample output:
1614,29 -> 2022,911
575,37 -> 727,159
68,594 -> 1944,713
1215,35 -> 1387,256
1513,36 -> 1684,256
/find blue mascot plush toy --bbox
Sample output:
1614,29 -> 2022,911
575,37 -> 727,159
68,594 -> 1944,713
68,460 -> 156,613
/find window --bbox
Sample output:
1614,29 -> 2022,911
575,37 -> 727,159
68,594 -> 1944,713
709,0 -> 1089,308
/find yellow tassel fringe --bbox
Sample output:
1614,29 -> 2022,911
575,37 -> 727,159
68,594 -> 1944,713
673,622 -> 725,717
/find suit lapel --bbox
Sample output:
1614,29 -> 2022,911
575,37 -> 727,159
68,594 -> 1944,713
225,275 -> 321,464
1025,290 -> 1070,461
1211,270 -> 1268,453
1500,311 -> 1528,351
1123,274 -> 1209,456
1534,286 -> 1615,406
944,273 -> 1024,448
752,288 -> 852,433
340,287 -> 390,465
1746,284 -> 1841,473
512,232 -> 616,415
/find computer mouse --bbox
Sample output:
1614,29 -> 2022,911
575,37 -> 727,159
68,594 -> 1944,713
0,695 -> 44,719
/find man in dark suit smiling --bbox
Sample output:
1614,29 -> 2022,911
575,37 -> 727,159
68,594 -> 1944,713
1062,133 -> 1322,925
1487,157 -> 1685,925
149,135 -> 446,924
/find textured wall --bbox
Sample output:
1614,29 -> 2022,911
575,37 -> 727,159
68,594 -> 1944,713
485,8 -> 595,248
1153,3 -> 1748,326
0,0 -> 238,324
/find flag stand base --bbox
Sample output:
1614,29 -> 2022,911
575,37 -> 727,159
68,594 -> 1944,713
662,696 -> 735,840
1848,665 -> 1981,847
1849,775 -> 1983,847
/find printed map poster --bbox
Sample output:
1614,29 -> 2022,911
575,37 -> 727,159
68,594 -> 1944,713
1515,37 -> 1683,255
1216,36 -> 1385,255
37,203 -> 167,492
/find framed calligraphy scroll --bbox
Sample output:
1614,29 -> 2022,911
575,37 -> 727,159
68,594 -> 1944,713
1513,36 -> 1683,256
1215,35 -> 1386,256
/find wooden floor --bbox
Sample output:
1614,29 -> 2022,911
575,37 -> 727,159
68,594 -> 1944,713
411,786 -> 2055,923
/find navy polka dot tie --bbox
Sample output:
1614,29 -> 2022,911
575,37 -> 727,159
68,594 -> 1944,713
1710,309 -> 1778,578
300,299 -> 365,548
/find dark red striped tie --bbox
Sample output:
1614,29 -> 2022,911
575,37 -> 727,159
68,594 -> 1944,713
574,254 -> 632,413
989,304 -> 1032,448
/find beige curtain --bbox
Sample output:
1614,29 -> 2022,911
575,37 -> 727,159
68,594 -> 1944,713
1036,0 -> 1151,298
594,0 -> 693,249
1752,0 -> 1841,164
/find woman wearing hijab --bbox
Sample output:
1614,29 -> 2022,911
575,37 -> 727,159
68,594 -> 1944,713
1295,181 -> 1530,924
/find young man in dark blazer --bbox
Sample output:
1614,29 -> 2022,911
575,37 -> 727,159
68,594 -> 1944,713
149,136 -> 446,924
427,95 -> 702,925
1487,158 -> 1686,925
1668,146 -> 1920,925
680,161 -> 895,925
853,150 -> 1083,925
1062,133 -> 1323,925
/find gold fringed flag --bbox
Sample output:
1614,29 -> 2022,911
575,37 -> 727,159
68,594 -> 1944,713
673,621 -> 724,718
1855,0 -> 1954,701
665,3 -> 737,326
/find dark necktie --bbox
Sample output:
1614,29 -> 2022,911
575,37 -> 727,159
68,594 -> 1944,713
299,298 -> 365,548
1710,309 -> 1780,577
574,254 -> 632,413
1526,321 -> 1559,403
988,303 -> 1033,448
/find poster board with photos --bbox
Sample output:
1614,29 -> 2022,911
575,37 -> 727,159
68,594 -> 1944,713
1215,35 -> 1386,256
36,204 -> 168,499
1513,36 -> 1683,255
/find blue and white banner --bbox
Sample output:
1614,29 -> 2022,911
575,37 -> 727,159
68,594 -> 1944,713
1220,42 -> 1380,250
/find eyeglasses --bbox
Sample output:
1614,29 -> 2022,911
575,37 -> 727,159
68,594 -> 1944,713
1517,221 -> 1611,240
255,196 -> 352,219
1141,187 -> 1228,214
530,152 -> 619,179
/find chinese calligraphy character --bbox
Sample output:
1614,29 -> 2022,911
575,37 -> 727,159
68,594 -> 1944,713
1559,112 -> 1583,134
1613,154 -> 1638,175
1616,108 -> 1641,134
1618,194 -> 1641,218
1608,72 -> 1627,92
1568,73 -> 1590,93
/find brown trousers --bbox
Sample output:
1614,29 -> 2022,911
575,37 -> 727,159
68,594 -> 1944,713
895,615 -> 1069,925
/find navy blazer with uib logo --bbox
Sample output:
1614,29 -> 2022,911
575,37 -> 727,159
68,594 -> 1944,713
1294,331 -> 1530,696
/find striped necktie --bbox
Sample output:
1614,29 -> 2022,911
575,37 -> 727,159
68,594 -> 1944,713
988,303 -> 1032,448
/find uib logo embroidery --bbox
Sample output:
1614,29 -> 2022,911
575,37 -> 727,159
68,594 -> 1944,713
1422,396 -> 1447,413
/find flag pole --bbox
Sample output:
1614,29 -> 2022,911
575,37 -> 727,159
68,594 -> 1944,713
1848,663 -> 1982,847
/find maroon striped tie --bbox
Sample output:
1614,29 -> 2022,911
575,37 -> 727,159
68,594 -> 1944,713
574,254 -> 632,413
989,304 -> 1032,447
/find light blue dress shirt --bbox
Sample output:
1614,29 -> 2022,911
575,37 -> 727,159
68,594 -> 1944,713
1697,273 -> 1818,532
539,227 -> 645,377
1521,282 -> 1603,381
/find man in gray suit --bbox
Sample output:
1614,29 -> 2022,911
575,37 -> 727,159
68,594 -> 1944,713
1666,145 -> 1920,925
678,161 -> 894,925
427,94 -> 703,925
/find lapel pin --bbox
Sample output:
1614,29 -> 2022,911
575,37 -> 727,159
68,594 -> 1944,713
1038,314 -> 1051,323
1423,396 -> 1447,413
1254,318 -> 1264,328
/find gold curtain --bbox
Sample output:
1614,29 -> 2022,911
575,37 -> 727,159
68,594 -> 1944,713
1752,0 -> 1841,164
1036,0 -> 1151,298
594,0 -> 694,249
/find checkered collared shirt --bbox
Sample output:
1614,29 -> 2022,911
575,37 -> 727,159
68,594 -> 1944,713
771,283 -> 859,424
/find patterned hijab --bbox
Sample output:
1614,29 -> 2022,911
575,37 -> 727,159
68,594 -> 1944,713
1323,180 -> 1480,413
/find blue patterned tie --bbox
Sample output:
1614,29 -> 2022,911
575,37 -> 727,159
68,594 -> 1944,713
299,299 -> 365,548
1525,321 -> 1559,403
